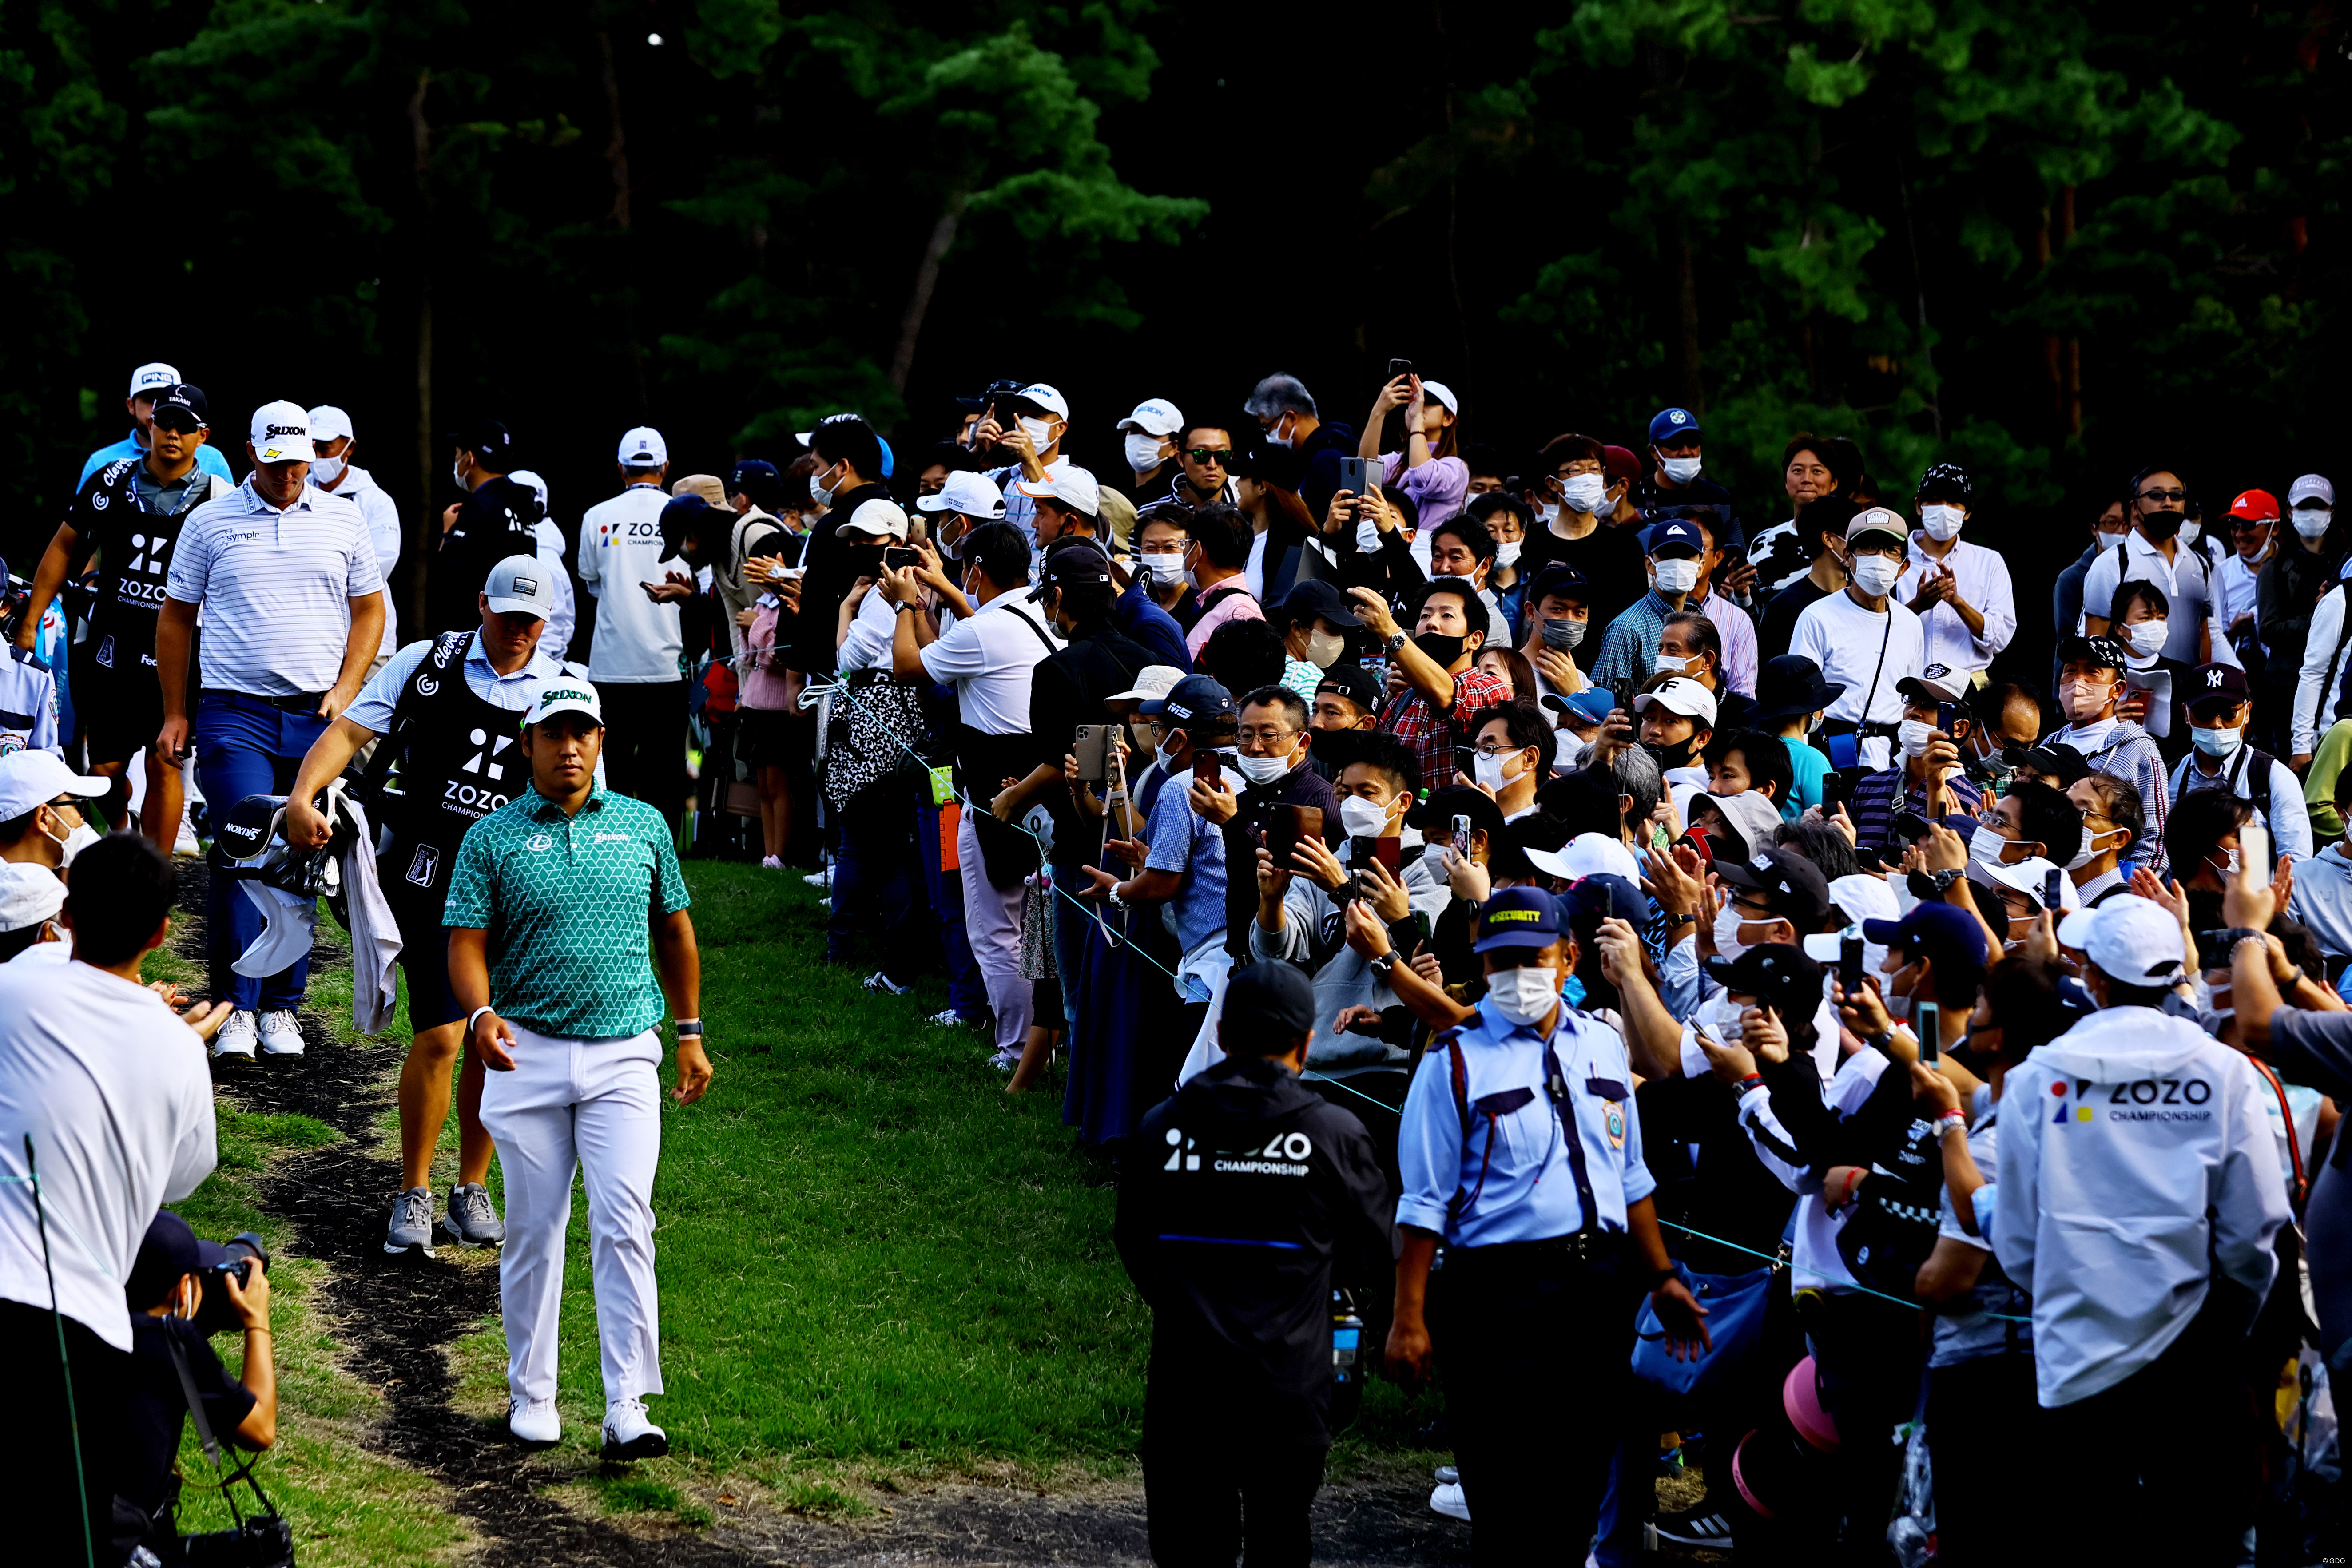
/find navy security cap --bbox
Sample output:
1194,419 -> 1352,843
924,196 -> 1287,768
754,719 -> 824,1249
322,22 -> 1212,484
1225,961 -> 1317,1036
1640,517 -> 1704,558
1863,898 -> 1989,980
1649,407 -> 1702,445
1140,672 -> 1236,727
1474,885 -> 1562,952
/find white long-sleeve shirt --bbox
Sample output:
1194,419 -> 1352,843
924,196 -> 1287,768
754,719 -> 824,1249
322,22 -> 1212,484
1893,535 -> 2016,679
1994,1005 -> 2287,1408
2168,746 -> 2311,863
2295,584 -> 2352,757
316,464 -> 403,656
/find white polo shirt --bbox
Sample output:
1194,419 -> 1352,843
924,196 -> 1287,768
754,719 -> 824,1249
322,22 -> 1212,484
576,482 -> 683,684
1893,534 -> 2016,679
313,465 -> 403,656
0,960 -> 215,1348
1788,586 -> 1927,773
167,477 -> 384,697
918,590 -> 1062,735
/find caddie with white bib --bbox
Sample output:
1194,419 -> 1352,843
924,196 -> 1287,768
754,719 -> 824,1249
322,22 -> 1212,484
283,556 -> 594,1257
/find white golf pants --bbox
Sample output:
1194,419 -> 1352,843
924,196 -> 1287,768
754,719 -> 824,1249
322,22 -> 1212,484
957,805 -> 1033,1051
480,1022 -> 665,1406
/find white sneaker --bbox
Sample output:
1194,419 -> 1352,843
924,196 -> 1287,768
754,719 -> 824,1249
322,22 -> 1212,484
508,1396 -> 560,1447
760,855 -> 783,870
926,1008 -> 967,1028
213,1010 -> 258,1060
1430,1480 -> 1470,1522
862,971 -> 911,996
173,817 -> 201,857
601,1395 -> 668,1460
258,1010 -> 304,1056
802,865 -> 833,889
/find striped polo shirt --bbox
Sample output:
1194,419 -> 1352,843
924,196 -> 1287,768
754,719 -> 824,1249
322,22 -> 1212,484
166,477 -> 385,697
441,785 -> 691,1040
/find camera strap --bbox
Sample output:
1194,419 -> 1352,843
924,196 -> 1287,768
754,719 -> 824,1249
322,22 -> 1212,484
166,1330 -> 284,1528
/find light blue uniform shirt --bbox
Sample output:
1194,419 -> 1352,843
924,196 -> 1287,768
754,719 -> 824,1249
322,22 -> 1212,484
79,431 -> 234,491
1144,758 -> 1230,963
1397,1004 -> 1656,1247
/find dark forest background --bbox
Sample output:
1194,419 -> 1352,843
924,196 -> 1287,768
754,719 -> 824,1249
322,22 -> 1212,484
4,0 -> 2347,637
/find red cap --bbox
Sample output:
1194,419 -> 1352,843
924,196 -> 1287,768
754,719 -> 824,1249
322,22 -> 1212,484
2230,488 -> 2280,522
1601,445 -> 1644,486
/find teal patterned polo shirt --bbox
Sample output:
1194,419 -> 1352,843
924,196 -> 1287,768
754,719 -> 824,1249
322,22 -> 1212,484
442,784 -> 691,1040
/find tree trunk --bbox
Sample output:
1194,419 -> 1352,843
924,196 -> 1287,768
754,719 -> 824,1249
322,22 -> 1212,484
889,193 -> 967,394
596,31 -> 648,416
1671,216 -> 1704,413
408,68 -> 434,632
1895,161 -> 1941,440
2057,184 -> 2082,437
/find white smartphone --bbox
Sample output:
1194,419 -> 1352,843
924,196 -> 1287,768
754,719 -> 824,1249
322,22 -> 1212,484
2241,822 -> 2270,879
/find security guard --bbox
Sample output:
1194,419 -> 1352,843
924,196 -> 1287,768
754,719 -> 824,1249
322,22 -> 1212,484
1387,886 -> 1708,1563
285,556 -> 592,1256
1115,961 -> 1393,1568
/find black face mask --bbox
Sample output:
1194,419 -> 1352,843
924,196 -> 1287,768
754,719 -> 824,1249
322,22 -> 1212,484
1413,631 -> 1469,667
2139,509 -> 2184,542
1641,737 -> 1692,770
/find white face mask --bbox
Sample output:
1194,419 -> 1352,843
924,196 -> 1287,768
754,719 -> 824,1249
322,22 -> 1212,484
1712,904 -> 1758,963
2212,846 -> 2243,879
1899,718 -> 1935,757
1655,650 -> 1695,676
2179,520 -> 2203,546
1485,966 -> 1562,1026
2123,620 -> 2168,657
810,461 -> 843,509
1140,551 -> 1191,588
1660,455 -> 1704,484
1236,750 -> 1293,785
1019,415 -> 1058,452
1339,795 -> 1393,838
1123,433 -> 1167,472
1355,518 -> 1384,555
2190,723 -> 2243,760
452,459 -> 471,492
2069,827 -> 2122,871
1263,414 -> 1294,450
46,816 -> 99,865
2296,508 -> 2333,540
1472,750 -> 1525,793
314,453 -> 347,486
1850,554 -> 1903,596
1561,473 -> 1609,515
1537,502 -> 1562,528
1494,540 -> 1522,568
1969,824 -> 2018,868
1652,557 -> 1701,595
1920,503 -> 1964,541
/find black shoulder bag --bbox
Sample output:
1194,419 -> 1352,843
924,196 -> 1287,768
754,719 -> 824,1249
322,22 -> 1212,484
167,1333 -> 294,1567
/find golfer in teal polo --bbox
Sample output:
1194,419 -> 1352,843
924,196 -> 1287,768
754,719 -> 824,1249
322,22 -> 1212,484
445,679 -> 712,1461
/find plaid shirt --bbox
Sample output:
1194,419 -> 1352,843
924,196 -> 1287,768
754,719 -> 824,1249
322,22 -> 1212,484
1379,665 -> 1510,794
1589,590 -> 1678,707
1850,764 -> 1985,857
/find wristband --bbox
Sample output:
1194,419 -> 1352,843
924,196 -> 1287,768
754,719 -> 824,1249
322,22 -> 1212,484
674,1017 -> 704,1037
1735,1074 -> 1766,1096
1935,1108 -> 1968,1136
467,1005 -> 496,1034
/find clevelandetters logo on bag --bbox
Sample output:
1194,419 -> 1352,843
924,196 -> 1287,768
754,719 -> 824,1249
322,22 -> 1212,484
2051,1076 -> 2213,1124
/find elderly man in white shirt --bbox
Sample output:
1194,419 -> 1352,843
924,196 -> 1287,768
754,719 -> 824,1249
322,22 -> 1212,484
1894,462 -> 2015,683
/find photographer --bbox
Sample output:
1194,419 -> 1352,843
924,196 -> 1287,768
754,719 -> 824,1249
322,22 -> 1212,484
115,1211 -> 276,1555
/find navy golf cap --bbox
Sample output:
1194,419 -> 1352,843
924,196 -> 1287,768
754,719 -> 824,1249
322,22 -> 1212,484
1225,961 -> 1317,1036
1474,885 -> 1562,953
1863,898 -> 1990,980
1141,673 -> 1236,727
1649,407 -> 1702,445
1640,516 -> 1705,557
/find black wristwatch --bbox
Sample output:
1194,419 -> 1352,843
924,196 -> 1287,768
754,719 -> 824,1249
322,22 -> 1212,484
1369,952 -> 1398,980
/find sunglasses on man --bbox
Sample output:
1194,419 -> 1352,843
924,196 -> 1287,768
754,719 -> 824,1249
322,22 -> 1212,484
1185,448 -> 1230,466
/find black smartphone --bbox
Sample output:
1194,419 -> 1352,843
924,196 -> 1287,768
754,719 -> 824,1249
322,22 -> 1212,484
1935,700 -> 1961,735
1387,357 -> 1414,382
1338,456 -> 1373,502
1343,836 -> 1375,902
1820,771 -> 1851,814
2042,867 -> 2063,912
1840,931 -> 1864,997
1915,1000 -> 1940,1064
1268,804 -> 1323,866
1192,749 -> 1221,788
883,546 -> 919,572
1891,808 -> 1933,843
1072,723 -> 1112,785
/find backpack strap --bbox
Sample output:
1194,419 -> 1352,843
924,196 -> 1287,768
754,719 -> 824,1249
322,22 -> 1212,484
2247,1055 -> 2309,1213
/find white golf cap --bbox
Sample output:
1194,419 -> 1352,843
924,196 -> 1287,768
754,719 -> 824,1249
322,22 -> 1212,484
1525,832 -> 1644,885
2290,474 -> 2336,508
617,426 -> 668,467
1970,853 -> 2081,912
484,555 -> 556,619
307,405 -> 354,444
249,400 -> 313,464
1803,874 -> 1903,973
509,468 -> 550,512
2055,893 -> 2184,984
1108,665 -> 1186,704
1632,675 -> 1718,726
523,679 -> 604,729
0,750 -> 109,820
834,496 -> 909,540
1695,790 -> 1784,861
1118,397 -> 1184,436
128,362 -> 180,397
0,863 -> 64,933
915,470 -> 1009,520
1017,465 -> 1101,516
1421,379 -> 1460,415
1014,383 -> 1070,419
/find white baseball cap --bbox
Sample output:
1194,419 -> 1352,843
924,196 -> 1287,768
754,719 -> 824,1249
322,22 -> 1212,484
523,680 -> 604,729
1970,853 -> 2081,913
0,863 -> 64,933
128,362 -> 180,398
307,405 -> 354,444
1017,465 -> 1101,517
617,426 -> 668,467
834,496 -> 909,540
1421,380 -> 1460,415
1117,397 -> 1184,437
1525,831 -> 1644,885
0,751 -> 109,821
249,400 -> 313,464
1633,675 -> 1718,726
1014,383 -> 1070,420
915,470 -> 1008,520
1108,665 -> 1186,705
509,468 -> 550,512
2055,893 -> 2184,985
484,555 -> 556,619
2290,474 -> 2336,508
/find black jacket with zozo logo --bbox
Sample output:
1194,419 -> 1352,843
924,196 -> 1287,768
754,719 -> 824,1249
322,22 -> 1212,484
1115,1055 -> 1393,1444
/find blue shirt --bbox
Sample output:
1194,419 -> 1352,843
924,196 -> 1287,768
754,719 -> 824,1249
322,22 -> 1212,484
1114,578 -> 1192,671
1780,734 -> 1830,820
78,432 -> 234,491
1396,1004 -> 1656,1247
1144,758 -> 1229,961
1589,590 -> 1679,707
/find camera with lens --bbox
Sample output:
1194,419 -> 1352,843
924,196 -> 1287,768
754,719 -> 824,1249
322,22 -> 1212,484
191,1231 -> 270,1337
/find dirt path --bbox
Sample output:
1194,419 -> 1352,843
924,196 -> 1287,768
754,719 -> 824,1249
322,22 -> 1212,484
183,863 -> 1472,1565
